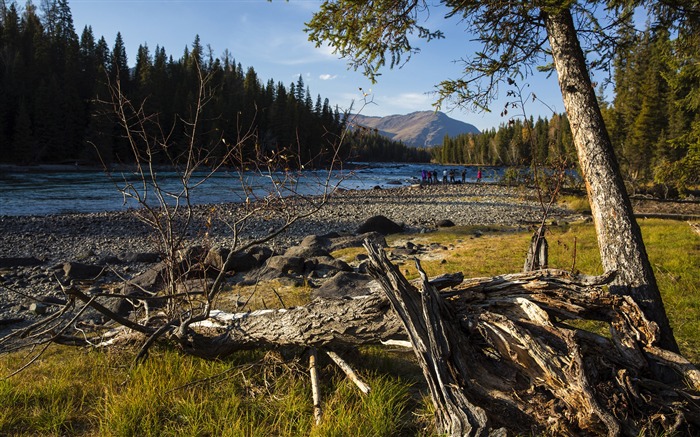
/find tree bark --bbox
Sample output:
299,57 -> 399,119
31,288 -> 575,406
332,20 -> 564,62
543,8 -> 679,352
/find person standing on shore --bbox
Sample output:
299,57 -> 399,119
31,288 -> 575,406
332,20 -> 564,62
461,168 -> 466,183
442,169 -> 448,184
477,168 -> 482,183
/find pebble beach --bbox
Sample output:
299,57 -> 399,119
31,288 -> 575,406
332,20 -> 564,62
0,183 -> 573,263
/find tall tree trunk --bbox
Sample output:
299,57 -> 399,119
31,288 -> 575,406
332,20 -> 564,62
543,8 -> 679,353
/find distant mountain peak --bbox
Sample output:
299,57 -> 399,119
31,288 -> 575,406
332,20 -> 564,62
350,110 -> 480,148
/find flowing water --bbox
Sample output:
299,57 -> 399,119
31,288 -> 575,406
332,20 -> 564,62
0,163 -> 502,216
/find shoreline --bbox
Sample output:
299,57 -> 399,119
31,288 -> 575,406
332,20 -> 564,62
0,183 -> 574,264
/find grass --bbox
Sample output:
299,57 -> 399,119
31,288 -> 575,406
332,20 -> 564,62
1,218 -> 698,435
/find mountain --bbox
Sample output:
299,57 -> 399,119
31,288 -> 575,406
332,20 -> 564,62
350,111 -> 480,148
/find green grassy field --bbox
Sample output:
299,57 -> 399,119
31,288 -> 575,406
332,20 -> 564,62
1,218 -> 698,436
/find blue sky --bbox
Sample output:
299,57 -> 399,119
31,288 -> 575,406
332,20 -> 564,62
68,0 -> 565,131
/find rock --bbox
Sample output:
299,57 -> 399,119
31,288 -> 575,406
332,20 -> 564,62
300,234 -> 332,248
263,256 -> 305,275
205,247 -> 258,273
118,252 -> 161,264
0,257 -> 43,268
391,247 -> 416,257
311,271 -> 373,299
328,232 -> 387,252
356,215 -> 404,236
284,244 -> 331,259
436,219 -> 455,228
306,256 -> 352,277
98,254 -> 121,265
39,295 -> 67,305
247,246 -> 273,264
63,262 -> 104,280
121,263 -> 167,295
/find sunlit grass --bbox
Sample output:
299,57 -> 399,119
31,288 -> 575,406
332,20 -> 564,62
1,218 -> 698,435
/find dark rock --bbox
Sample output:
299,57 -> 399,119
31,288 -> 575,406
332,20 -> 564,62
247,246 -> 273,264
0,317 -> 24,326
391,247 -> 416,257
0,257 -> 43,268
436,219 -> 455,228
328,232 -> 387,252
118,252 -> 161,264
121,262 -> 167,295
306,256 -> 352,276
284,244 -> 331,259
356,215 -> 403,236
63,262 -> 104,280
204,247 -> 259,272
311,272 -> 373,299
98,255 -> 121,265
263,256 -> 305,275
39,295 -> 67,305
300,234 -> 332,248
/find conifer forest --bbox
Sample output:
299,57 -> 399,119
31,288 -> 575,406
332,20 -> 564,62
0,0 -> 429,167
1,1 -> 698,193
432,20 -> 699,195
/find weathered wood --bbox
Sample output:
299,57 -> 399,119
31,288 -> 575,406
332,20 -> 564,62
325,350 -> 371,394
309,347 -> 322,425
365,241 -> 491,436
361,241 -> 700,436
523,225 -> 548,272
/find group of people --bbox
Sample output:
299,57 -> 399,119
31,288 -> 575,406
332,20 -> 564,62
420,168 -> 482,184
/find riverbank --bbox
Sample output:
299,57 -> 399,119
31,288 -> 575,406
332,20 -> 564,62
1,182 -> 576,341
0,183 -> 574,264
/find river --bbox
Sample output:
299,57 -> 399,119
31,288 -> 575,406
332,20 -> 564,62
0,163 -> 502,216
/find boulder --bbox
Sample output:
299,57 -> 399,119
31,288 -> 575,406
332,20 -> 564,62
356,216 -> 403,236
121,262 -> 168,295
204,247 -> 258,273
328,232 -> 387,252
391,247 -> 417,257
305,256 -> 352,277
284,244 -> 331,259
436,219 -> 455,228
118,252 -> 161,264
263,255 -> 305,275
0,257 -> 43,268
247,246 -> 273,265
311,272 -> 373,299
63,262 -> 104,280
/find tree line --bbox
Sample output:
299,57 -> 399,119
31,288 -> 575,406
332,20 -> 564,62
0,0 -> 419,167
432,114 -> 576,168
431,22 -> 699,195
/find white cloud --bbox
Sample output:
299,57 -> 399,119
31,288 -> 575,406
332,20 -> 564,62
392,92 -> 434,109
319,74 -> 337,80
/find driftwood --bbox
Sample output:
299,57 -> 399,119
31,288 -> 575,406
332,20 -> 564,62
364,241 -> 700,436
6,242 -> 700,435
